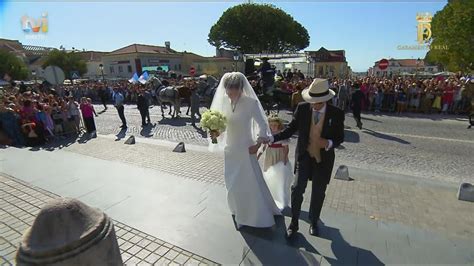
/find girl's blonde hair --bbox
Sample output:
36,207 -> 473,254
268,115 -> 284,130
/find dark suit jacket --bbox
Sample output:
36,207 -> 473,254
351,90 -> 364,110
137,95 -> 148,111
273,102 -> 345,184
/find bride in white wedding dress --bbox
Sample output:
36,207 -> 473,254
209,72 -> 281,229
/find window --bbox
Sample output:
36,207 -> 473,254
174,65 -> 177,71
179,64 -> 182,71
127,65 -> 132,73
118,66 -> 123,73
110,66 -> 115,73
197,65 -> 202,71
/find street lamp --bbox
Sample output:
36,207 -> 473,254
233,53 -> 240,72
99,64 -> 105,81
416,58 -> 421,78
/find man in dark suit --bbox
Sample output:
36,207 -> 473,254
259,58 -> 275,94
98,85 -> 108,110
351,83 -> 364,129
271,78 -> 345,238
137,88 -> 150,127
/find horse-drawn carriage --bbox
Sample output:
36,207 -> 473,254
146,75 -> 218,118
145,74 -> 288,119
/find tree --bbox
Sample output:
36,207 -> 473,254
0,49 -> 29,80
42,49 -> 87,80
425,0 -> 474,73
208,4 -> 310,54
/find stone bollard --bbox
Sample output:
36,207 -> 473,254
457,183 -> 474,202
173,142 -> 186,153
125,135 -> 135,145
334,165 -> 351,181
16,198 -> 123,266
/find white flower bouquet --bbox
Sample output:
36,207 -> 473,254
200,110 -> 227,144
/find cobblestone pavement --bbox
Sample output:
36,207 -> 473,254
0,174 -> 217,265
93,104 -> 474,184
59,136 -> 474,240
94,104 -> 208,146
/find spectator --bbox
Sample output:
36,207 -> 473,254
136,89 -> 151,127
432,89 -> 442,113
338,81 -> 350,112
80,97 -> 97,135
259,58 -> 275,95
113,87 -> 127,129
374,87 -> 384,113
35,104 -> 54,140
442,82 -> 454,114
98,85 -> 108,110
0,101 -> 25,146
51,102 -> 64,137
297,70 -> 305,80
351,83 -> 364,129
66,96 -> 81,134
396,88 -> 408,115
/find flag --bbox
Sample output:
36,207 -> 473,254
138,71 -> 149,84
128,73 -> 139,84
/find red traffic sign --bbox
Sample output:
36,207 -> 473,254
189,67 -> 196,76
378,59 -> 389,70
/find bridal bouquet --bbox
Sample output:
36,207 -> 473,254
200,110 -> 227,144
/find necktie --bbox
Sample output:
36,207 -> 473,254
313,111 -> 320,124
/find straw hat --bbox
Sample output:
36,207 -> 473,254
302,78 -> 335,103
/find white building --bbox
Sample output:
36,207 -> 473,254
245,47 -> 351,79
369,58 -> 439,77
244,53 -> 311,77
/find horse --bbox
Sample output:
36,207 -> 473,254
196,75 -> 218,108
148,77 -> 181,118
175,85 -> 192,116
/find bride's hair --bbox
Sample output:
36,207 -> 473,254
223,72 -> 245,91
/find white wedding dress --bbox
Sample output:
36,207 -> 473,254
223,95 -> 281,228
209,72 -> 281,228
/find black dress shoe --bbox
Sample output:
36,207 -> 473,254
286,223 -> 299,239
309,224 -> 319,236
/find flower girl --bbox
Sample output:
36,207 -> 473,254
258,115 -> 294,211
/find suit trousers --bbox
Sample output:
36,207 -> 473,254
116,105 -> 127,126
291,152 -> 330,225
139,108 -> 150,125
352,107 -> 362,126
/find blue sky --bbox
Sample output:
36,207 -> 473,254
0,1 -> 446,72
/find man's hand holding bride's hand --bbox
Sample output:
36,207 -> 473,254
249,143 -> 261,154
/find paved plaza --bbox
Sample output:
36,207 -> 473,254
1,105 -> 474,265
0,174 -> 217,265
94,104 -> 474,184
